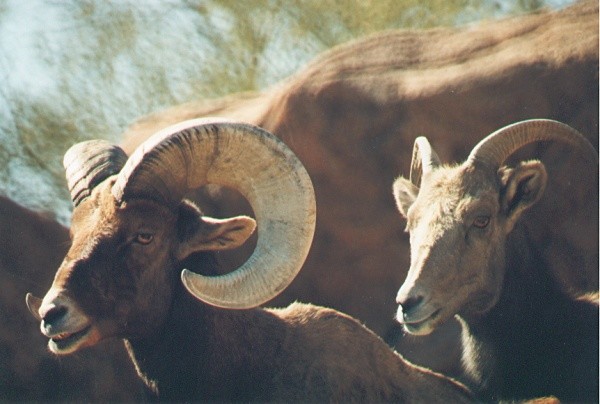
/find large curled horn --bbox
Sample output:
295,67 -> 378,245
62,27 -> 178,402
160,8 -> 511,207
112,118 -> 316,309
466,119 -> 597,169
63,140 -> 128,206
409,136 -> 441,187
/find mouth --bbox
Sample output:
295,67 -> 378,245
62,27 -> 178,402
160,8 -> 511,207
397,308 -> 441,336
48,325 -> 94,354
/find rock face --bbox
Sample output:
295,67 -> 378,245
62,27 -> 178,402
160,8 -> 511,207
3,1 -> 597,400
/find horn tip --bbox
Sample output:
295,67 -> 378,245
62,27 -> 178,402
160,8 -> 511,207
25,293 -> 43,321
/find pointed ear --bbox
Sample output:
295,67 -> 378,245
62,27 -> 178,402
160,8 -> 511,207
175,202 -> 256,260
393,176 -> 419,217
499,160 -> 547,230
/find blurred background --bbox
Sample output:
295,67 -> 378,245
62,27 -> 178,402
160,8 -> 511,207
0,0 -> 575,225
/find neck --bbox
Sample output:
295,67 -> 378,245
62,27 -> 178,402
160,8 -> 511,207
124,284 -> 285,402
458,228 -> 598,401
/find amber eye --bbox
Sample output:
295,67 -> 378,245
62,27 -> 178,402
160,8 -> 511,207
135,233 -> 154,245
472,215 -> 490,229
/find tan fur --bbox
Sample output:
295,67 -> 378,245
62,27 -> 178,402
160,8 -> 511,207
392,132 -> 598,401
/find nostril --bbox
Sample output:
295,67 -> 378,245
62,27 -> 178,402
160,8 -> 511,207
42,305 -> 68,325
400,295 -> 424,314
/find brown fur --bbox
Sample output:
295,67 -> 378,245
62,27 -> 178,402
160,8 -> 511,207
0,196 -> 144,401
32,178 -> 472,402
9,2 -> 598,398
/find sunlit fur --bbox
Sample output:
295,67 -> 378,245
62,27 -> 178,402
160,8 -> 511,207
394,161 -> 599,402
33,177 -> 472,402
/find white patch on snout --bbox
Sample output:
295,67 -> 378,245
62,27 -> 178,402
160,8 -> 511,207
38,287 -> 96,354
395,278 -> 441,336
394,304 -> 407,324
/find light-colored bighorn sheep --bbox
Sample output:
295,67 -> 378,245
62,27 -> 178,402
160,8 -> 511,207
26,119 -> 472,402
392,119 -> 599,402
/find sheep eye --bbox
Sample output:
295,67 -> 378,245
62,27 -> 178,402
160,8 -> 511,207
472,215 -> 490,229
135,233 -> 154,245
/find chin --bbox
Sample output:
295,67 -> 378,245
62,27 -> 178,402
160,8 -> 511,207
48,326 -> 102,355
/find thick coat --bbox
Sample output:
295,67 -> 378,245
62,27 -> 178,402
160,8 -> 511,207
27,121 -> 472,402
393,120 -> 598,401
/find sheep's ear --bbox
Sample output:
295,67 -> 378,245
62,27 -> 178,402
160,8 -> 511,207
393,176 -> 419,218
499,160 -> 547,231
175,202 -> 256,260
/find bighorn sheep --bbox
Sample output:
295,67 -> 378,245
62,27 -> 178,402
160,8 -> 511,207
392,119 -> 599,402
26,119 -> 472,402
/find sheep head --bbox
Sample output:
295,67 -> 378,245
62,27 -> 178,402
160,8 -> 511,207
392,119 -> 596,336
26,118 -> 316,354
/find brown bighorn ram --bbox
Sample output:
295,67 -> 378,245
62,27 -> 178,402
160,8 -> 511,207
393,119 -> 599,402
25,118 -> 471,402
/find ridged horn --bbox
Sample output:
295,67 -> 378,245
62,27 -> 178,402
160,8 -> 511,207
63,140 -> 128,206
466,119 -> 597,169
112,118 -> 316,309
409,136 -> 441,187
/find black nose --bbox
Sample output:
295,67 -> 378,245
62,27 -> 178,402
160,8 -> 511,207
42,305 -> 68,325
399,295 -> 424,315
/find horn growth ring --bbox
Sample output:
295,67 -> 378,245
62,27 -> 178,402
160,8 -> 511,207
112,118 -> 316,309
